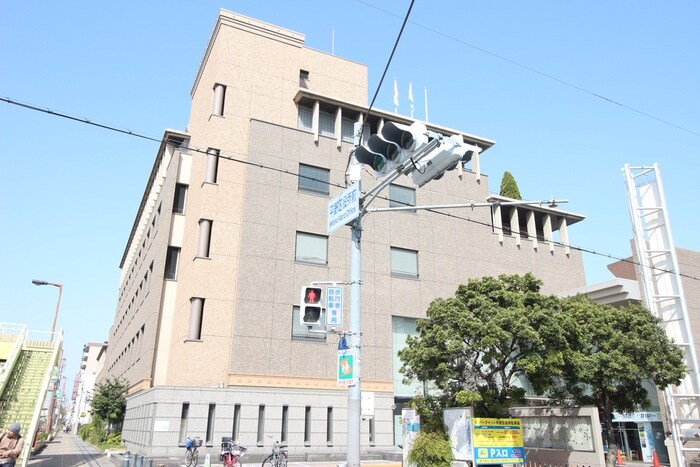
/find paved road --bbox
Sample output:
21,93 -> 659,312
26,433 -> 116,467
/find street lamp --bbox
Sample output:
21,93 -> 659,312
32,279 -> 63,337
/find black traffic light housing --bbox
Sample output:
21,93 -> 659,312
300,286 -> 323,326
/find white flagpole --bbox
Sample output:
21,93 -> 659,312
408,82 -> 414,118
393,78 -> 399,114
424,86 -> 429,122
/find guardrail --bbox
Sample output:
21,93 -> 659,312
0,323 -> 27,395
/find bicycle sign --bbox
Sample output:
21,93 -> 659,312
325,286 -> 343,326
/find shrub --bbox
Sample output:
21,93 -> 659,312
407,431 -> 454,467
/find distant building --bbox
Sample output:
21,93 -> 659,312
70,341 -> 106,431
98,9 -> 587,459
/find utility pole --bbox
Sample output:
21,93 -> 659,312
346,194 -> 362,467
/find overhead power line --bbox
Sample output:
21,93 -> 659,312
2,95 -> 698,284
353,0 -> 700,138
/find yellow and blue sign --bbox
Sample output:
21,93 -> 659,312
472,418 -> 524,465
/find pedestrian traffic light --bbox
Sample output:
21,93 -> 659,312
409,135 -> 479,187
354,121 -> 429,177
300,286 -> 323,326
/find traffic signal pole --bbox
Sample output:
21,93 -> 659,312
347,199 -> 362,467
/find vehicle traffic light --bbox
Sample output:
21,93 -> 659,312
300,286 -> 323,326
354,121 -> 429,177
409,135 -> 479,187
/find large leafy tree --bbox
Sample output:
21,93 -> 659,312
90,377 -> 129,434
541,295 -> 686,467
399,273 -> 565,417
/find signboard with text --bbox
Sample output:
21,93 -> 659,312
325,286 -> 344,326
327,182 -> 360,234
472,418 -> 524,465
337,349 -> 356,386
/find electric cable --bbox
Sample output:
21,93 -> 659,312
2,94 -> 698,283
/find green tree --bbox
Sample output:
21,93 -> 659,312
90,377 -> 129,434
499,171 -> 522,200
541,295 -> 686,467
399,273 -> 565,417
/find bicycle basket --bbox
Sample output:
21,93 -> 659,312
193,438 -> 203,447
232,445 -> 247,457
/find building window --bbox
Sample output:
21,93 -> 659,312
281,405 -> 289,444
178,403 -> 190,443
341,117 -> 356,143
298,104 -> 313,132
298,163 -> 330,195
295,232 -> 328,265
206,404 -> 216,444
369,417 -> 376,446
232,404 -> 241,441
299,69 -> 309,88
391,247 -> 418,277
319,110 -> 335,138
173,184 -> 188,214
197,219 -> 213,258
188,297 -> 204,340
213,83 -> 226,117
257,405 -> 266,446
389,184 -> 416,211
304,406 -> 311,446
165,246 -> 180,280
326,406 -> 334,446
292,306 -> 326,340
205,148 -> 219,184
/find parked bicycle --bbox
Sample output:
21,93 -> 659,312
261,440 -> 288,467
220,437 -> 247,467
184,436 -> 203,467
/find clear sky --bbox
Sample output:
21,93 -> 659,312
2,1 -> 698,396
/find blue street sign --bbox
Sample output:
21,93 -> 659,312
326,286 -> 343,326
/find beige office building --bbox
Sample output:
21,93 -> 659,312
100,9 -> 587,459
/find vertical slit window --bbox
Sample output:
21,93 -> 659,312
178,403 -> 189,443
213,83 -> 226,117
197,219 -> 213,258
326,406 -> 333,446
165,246 -> 181,280
319,110 -> 335,137
188,297 -> 204,340
232,404 -> 241,441
205,148 -> 219,184
304,406 -> 311,446
281,405 -> 289,444
257,405 -> 266,446
369,418 -> 375,446
206,404 -> 216,444
173,183 -> 188,214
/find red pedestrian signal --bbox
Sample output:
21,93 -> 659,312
300,286 -> 323,326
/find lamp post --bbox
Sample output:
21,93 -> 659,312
32,279 -> 63,338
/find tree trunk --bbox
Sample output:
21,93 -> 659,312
601,389 -> 618,467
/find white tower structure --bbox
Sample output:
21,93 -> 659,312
623,163 -> 700,466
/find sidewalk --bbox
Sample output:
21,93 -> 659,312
26,432 -> 117,467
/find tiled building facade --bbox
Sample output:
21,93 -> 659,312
99,9 -> 587,459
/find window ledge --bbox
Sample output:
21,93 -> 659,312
184,339 -> 203,343
390,273 -> 420,280
194,256 -> 212,261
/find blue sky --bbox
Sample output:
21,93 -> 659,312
2,1 -> 698,395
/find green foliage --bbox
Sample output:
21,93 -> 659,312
399,273 -> 564,417
78,420 -> 123,449
499,171 -> 522,200
90,377 -> 129,433
407,431 -> 454,467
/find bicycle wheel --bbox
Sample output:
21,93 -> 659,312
279,452 -> 288,467
193,449 -> 199,467
185,449 -> 194,467
261,454 -> 274,467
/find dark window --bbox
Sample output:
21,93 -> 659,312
173,184 -> 188,214
165,247 -> 180,280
